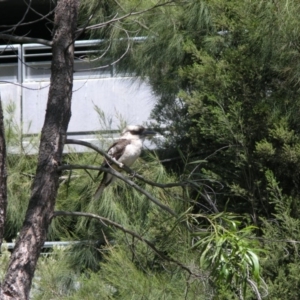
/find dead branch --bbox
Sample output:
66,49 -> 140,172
0,33 -> 52,47
1,0 -> 32,34
0,8 -> 55,30
23,0 -> 54,25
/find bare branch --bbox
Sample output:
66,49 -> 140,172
66,138 -> 124,168
0,0 -> 32,34
64,139 -> 223,211
22,0 -> 54,25
0,0 -> 55,30
53,210 -> 201,277
65,139 -> 186,188
0,8 -> 55,30
0,33 -> 52,47
64,139 -> 222,213
58,163 -> 178,218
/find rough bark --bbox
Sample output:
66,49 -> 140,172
0,0 -> 80,299
0,95 -> 7,249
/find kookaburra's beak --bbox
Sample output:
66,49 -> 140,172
142,129 -> 157,138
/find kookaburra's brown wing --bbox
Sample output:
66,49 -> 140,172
101,139 -> 131,169
93,139 -> 131,200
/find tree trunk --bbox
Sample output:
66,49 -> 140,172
0,95 -> 7,249
0,0 -> 80,299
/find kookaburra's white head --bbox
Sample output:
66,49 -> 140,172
121,125 -> 156,140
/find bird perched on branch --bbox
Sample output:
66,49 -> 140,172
93,125 -> 156,200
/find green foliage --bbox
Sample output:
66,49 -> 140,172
2,143 -> 260,299
32,247 -> 80,300
77,247 -> 202,300
35,246 -> 208,300
77,0 -> 300,298
0,243 -> 10,282
190,212 -> 261,298
260,170 -> 300,299
10,0 -> 300,298
3,102 -> 38,241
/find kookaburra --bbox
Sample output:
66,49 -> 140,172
94,125 -> 156,200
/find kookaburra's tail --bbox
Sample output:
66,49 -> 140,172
93,170 -> 115,200
93,182 -> 106,200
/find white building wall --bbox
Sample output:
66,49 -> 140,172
21,78 -> 155,134
0,41 -> 158,152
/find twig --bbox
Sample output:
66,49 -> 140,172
23,0 -> 55,25
0,8 -> 54,29
0,0 -> 32,34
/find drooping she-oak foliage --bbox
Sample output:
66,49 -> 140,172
82,0 -> 300,299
